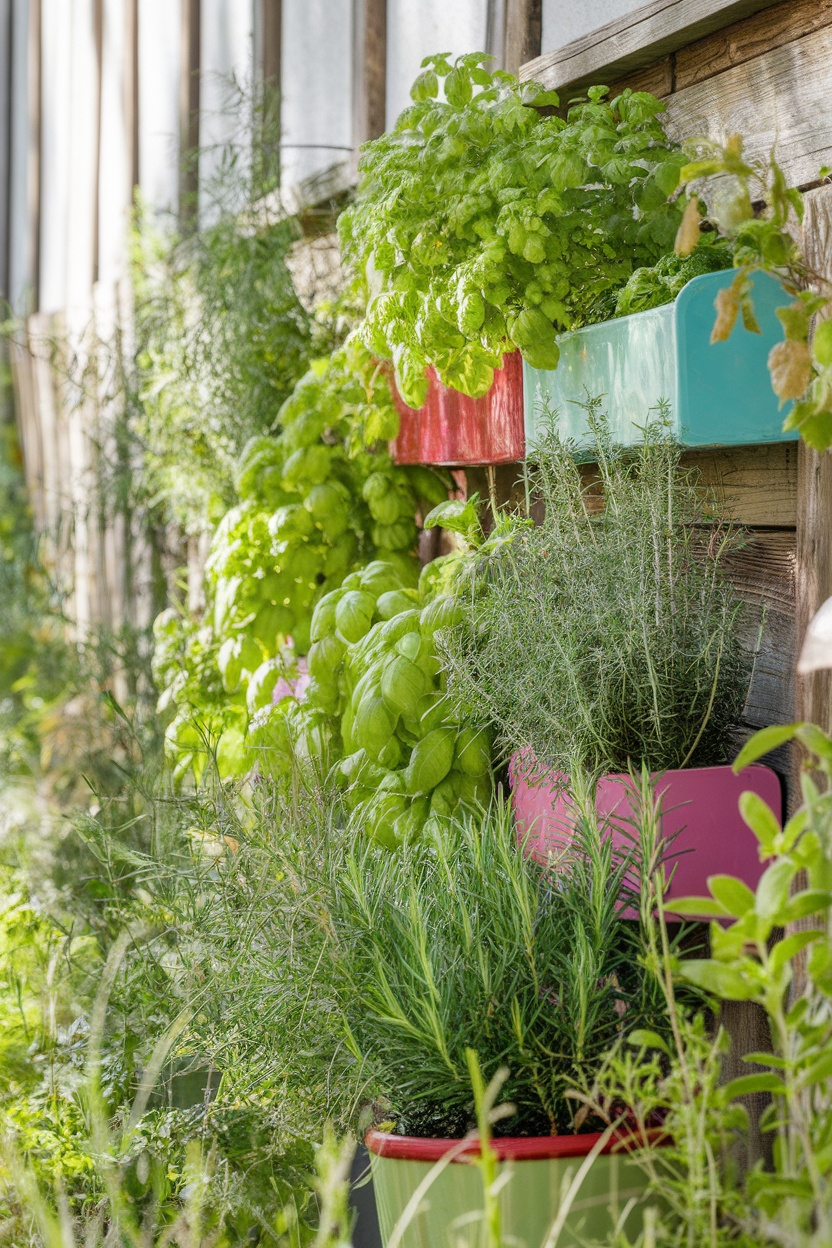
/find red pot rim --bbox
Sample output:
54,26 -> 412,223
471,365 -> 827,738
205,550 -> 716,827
365,1127 -> 661,1163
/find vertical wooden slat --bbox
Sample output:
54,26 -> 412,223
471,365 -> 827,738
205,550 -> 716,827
796,184 -> 832,734
28,0 -> 40,308
179,0 -> 200,220
261,0 -> 281,84
353,0 -> 386,153
503,0 -> 541,76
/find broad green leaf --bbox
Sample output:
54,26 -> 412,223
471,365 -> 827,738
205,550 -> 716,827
627,1029 -> 670,1055
743,1052 -> 788,1069
708,874 -> 756,917
796,722 -> 832,764
665,896 -> 729,917
680,959 -> 759,1001
423,497 -> 481,542
738,791 -> 781,854
779,889 -> 832,925
733,724 -> 801,772
756,857 -> 797,924
770,928 -> 824,975
723,1072 -> 785,1100
799,1048 -> 832,1087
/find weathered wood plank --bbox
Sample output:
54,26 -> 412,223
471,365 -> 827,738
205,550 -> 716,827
663,26 -> 832,192
794,186 -> 832,733
675,0 -> 832,92
606,56 -> 674,100
352,0 -> 386,153
504,0 -> 542,78
723,529 -> 795,729
682,443 -> 798,528
520,0 -> 781,90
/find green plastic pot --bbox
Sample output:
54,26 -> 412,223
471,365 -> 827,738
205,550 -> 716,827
367,1129 -> 652,1248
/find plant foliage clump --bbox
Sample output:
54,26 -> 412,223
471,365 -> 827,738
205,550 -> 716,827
134,84 -> 316,533
442,406 -> 750,775
340,54 -> 688,406
181,790 -> 671,1139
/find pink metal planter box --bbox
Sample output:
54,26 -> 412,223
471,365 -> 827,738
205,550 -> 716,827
391,352 -> 525,466
510,758 -> 782,913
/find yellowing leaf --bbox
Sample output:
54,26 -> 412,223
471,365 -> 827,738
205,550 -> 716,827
674,197 -> 701,256
711,286 -> 740,343
768,340 -> 812,401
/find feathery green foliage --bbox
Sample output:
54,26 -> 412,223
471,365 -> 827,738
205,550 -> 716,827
164,784 -> 673,1139
442,403 -> 750,774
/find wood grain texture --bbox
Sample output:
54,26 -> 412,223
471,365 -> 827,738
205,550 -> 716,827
352,0 -> 386,152
675,0 -> 832,91
795,185 -> 832,732
605,57 -> 674,100
519,0 -> 781,89
682,443 -> 798,528
504,0 -> 542,77
724,529 -> 795,729
258,0 -> 281,87
662,26 -> 832,191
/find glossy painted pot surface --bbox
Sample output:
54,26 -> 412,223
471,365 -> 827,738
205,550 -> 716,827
391,352 -> 525,466
523,270 -> 795,451
510,758 -> 782,914
366,1129 -> 652,1248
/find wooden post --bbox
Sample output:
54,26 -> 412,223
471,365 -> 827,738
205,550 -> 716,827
352,0 -> 386,159
256,0 -> 281,87
796,185 -> 832,733
179,0 -> 200,221
503,0 -> 542,77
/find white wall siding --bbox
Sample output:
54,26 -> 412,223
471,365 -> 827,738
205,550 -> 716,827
541,0 -> 646,56
385,0 -> 488,126
137,0 -> 180,215
280,0 -> 353,192
199,0 -> 255,220
98,0 -> 132,287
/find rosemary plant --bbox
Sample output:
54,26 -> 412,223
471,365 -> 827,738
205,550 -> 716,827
442,402 -> 750,776
175,786 -> 673,1139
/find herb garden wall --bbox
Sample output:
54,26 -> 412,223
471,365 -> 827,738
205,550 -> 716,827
4,1 -> 832,1246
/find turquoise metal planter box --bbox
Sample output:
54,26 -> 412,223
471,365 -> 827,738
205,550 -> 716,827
523,270 -> 797,450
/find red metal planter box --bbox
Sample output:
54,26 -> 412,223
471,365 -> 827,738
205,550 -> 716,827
510,758 -> 782,913
390,352 -> 525,466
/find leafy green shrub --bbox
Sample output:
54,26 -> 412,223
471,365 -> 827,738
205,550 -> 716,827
248,549 -> 490,842
340,55 -> 688,406
153,337 -> 450,782
442,406 -> 750,775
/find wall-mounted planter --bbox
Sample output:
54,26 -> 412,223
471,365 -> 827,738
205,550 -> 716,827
367,1128 -> 652,1248
510,759 -> 782,916
523,271 -> 796,451
391,352 -> 525,466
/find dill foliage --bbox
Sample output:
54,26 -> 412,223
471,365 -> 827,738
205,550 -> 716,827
442,403 -> 750,775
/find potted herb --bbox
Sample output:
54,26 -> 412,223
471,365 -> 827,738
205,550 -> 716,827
441,408 -> 781,899
253,793 -> 675,1247
390,352 -> 526,467
339,55 -> 689,459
